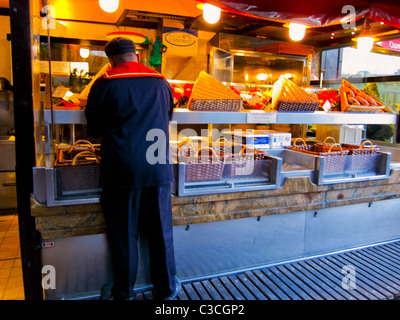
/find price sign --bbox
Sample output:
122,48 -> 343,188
247,112 -> 277,124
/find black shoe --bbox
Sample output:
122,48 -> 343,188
100,285 -> 135,300
100,285 -> 113,300
162,276 -> 182,300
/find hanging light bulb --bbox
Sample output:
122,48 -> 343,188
357,36 -> 374,52
203,3 -> 221,24
80,48 -> 90,58
99,0 -> 119,13
256,73 -> 269,81
288,23 -> 306,41
356,18 -> 374,52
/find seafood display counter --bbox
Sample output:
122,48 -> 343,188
30,106 -> 400,300
34,108 -> 398,205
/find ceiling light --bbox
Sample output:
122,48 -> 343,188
355,18 -> 374,52
358,36 -> 374,52
203,3 -> 221,24
288,23 -> 306,41
99,0 -> 119,13
80,48 -> 90,58
256,73 -> 269,81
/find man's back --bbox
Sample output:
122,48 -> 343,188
85,63 -> 174,188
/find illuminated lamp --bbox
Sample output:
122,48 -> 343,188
288,23 -> 306,41
99,0 -> 119,13
256,73 -> 269,81
356,19 -> 374,52
80,48 -> 90,58
202,3 -> 221,24
357,36 -> 374,52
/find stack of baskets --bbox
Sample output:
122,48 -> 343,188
213,138 -> 270,178
54,140 -> 102,193
187,71 -> 243,111
173,136 -> 270,182
271,75 -> 320,112
287,137 -> 379,173
54,140 -> 101,167
287,137 -> 349,173
173,139 -> 226,182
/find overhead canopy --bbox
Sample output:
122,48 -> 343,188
2,0 -> 400,48
202,0 -> 400,28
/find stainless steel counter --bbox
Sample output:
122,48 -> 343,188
42,108 -> 398,125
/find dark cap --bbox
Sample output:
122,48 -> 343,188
104,37 -> 136,57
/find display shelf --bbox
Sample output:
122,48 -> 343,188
43,107 -> 86,124
172,109 -> 397,124
36,106 -> 398,205
43,108 -> 398,125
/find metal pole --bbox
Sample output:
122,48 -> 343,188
9,0 -> 43,300
46,0 -> 55,149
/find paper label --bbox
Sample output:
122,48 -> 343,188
247,112 -> 277,124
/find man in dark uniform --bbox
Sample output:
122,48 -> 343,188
85,37 -> 180,300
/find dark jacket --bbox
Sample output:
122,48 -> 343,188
85,62 -> 174,188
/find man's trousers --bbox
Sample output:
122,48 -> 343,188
101,183 -> 176,299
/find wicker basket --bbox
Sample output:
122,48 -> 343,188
188,99 -> 243,111
313,137 -> 337,153
275,100 -> 320,112
55,140 -> 100,166
287,138 -> 314,151
54,140 -> 102,196
272,76 -> 320,112
55,150 -> 102,195
288,140 -> 349,173
318,143 -> 349,173
339,79 -> 385,113
184,147 -> 225,182
223,145 -> 269,178
171,138 -> 197,163
342,140 -> 379,155
187,71 -> 243,112
56,164 -> 101,194
342,140 -> 380,171
212,136 -> 234,154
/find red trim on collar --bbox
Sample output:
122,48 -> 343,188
103,62 -> 164,79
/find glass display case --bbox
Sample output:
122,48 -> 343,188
209,47 -> 233,83
31,37 -> 399,206
231,50 -> 307,86
31,105 -> 397,206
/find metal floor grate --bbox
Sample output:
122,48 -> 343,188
135,240 -> 400,300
